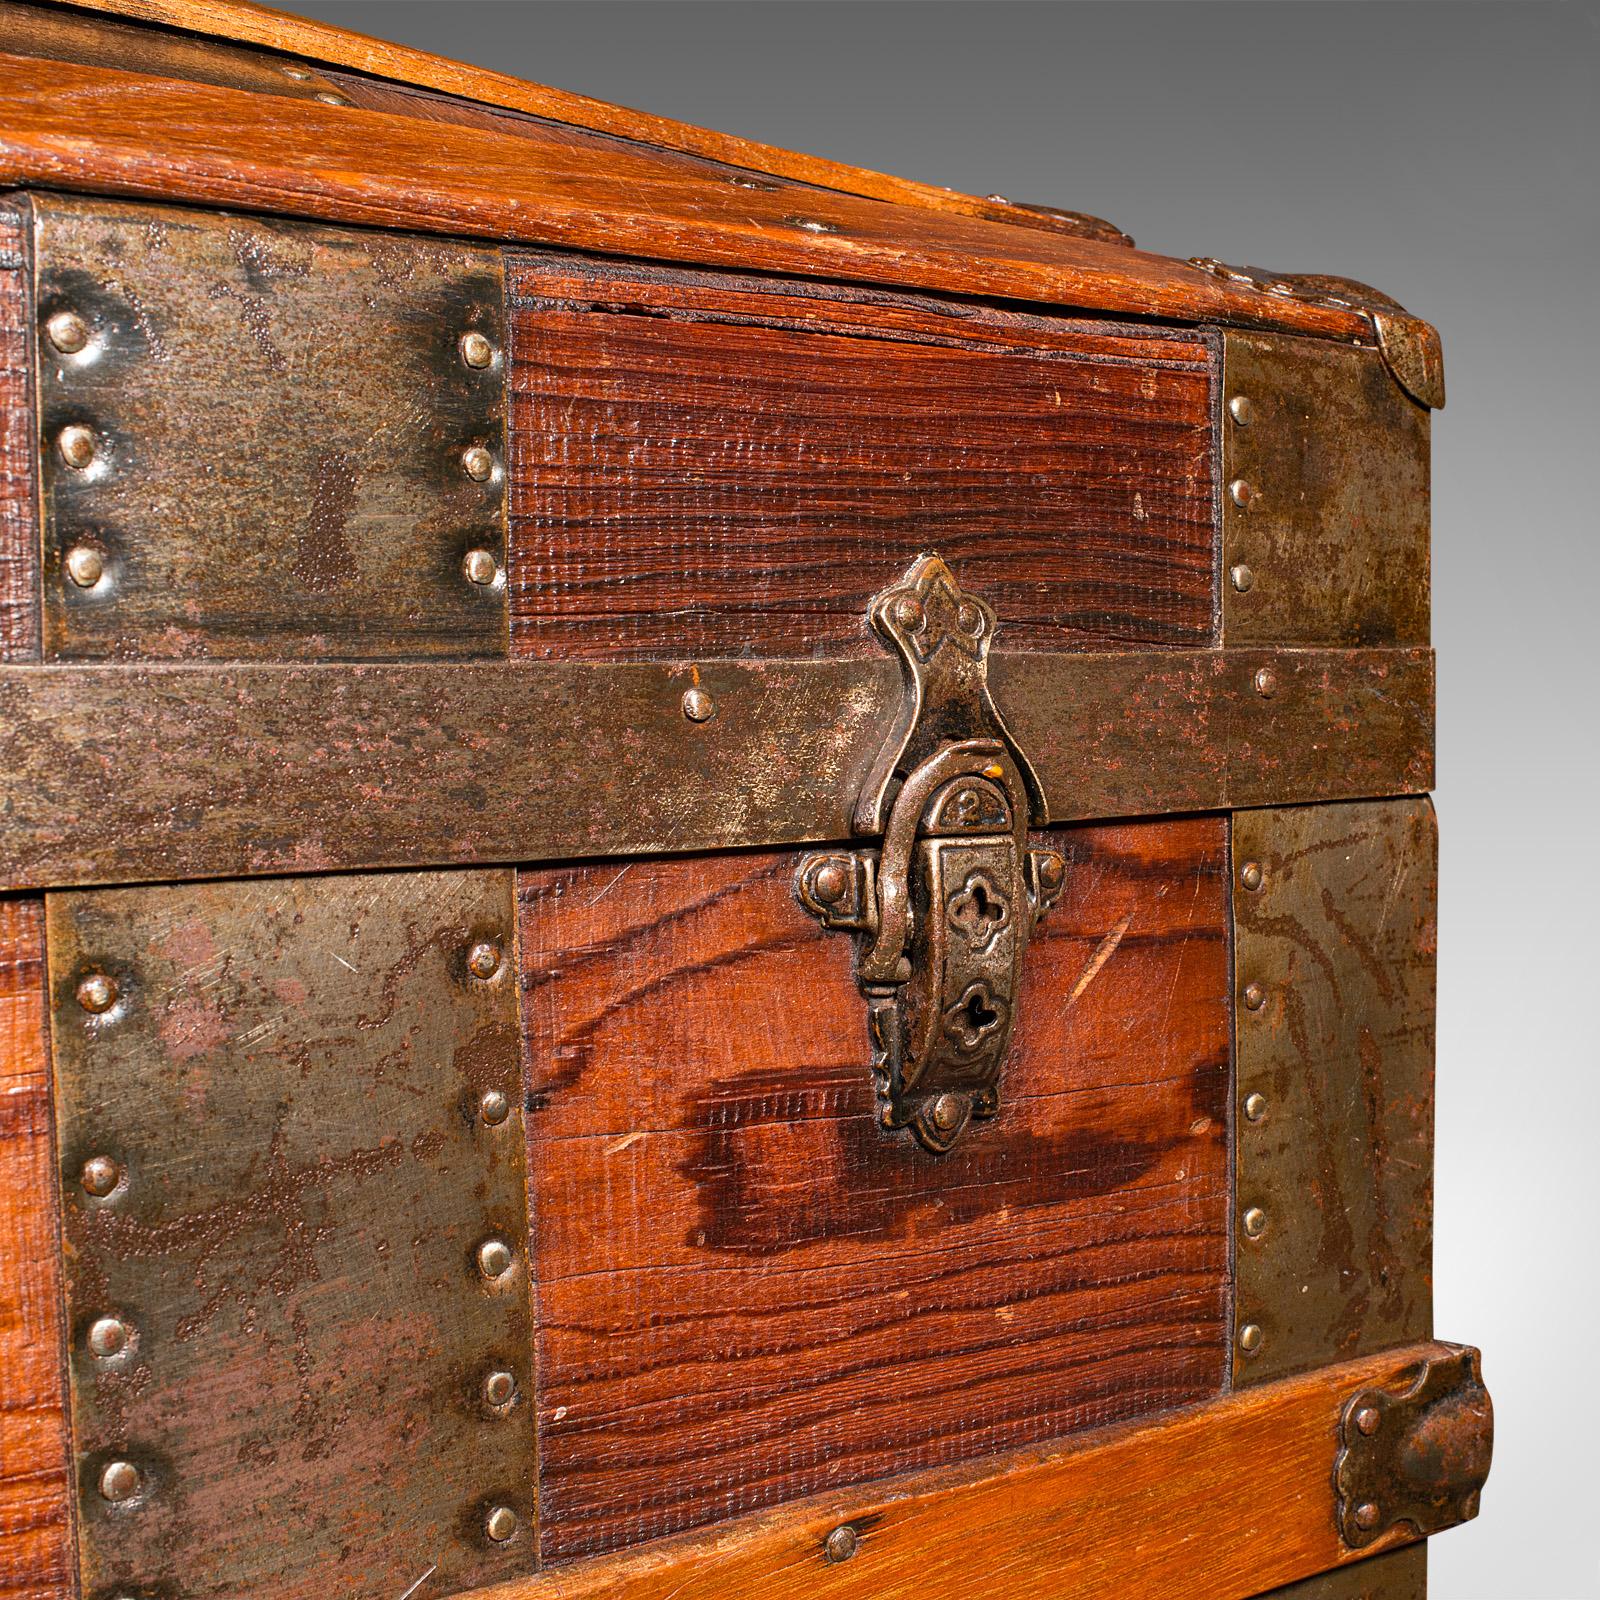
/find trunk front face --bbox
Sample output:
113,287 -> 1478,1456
0,26 -> 1475,1597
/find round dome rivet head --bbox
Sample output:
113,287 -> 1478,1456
1243,982 -> 1265,1011
930,1093 -> 963,1133
479,1088 -> 511,1126
46,310 -> 91,355
99,1459 -> 141,1502
1243,1092 -> 1268,1123
459,330 -> 496,370
57,423 -> 97,470
88,1316 -> 130,1358
463,548 -> 499,587
1230,562 -> 1255,593
467,940 -> 502,981
811,861 -> 849,906
1354,1406 -> 1381,1437
893,595 -> 924,632
824,1524 -> 859,1564
483,1369 -> 516,1408
461,445 -> 495,482
1238,1322 -> 1264,1354
1239,861 -> 1264,893
477,1238 -> 514,1281
1254,666 -> 1278,698
80,1155 -> 120,1197
77,972 -> 118,1014
314,90 -> 351,106
681,686 -> 715,723
281,64 -> 313,80
64,545 -> 105,588
1229,478 -> 1255,508
485,1505 -> 518,1543
1242,1206 -> 1267,1239
1228,395 -> 1254,425
1353,1501 -> 1382,1531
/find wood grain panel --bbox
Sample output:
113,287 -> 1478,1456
508,259 -> 1217,660
519,819 -> 1230,1561
0,203 -> 38,664
0,898 -> 71,1600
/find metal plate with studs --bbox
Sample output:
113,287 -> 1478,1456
1221,331 -> 1430,648
1232,799 -> 1435,1386
30,192 -> 507,661
47,869 -> 533,1600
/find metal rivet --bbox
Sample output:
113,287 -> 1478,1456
1239,861 -> 1264,893
467,940 -> 502,980
1238,1322 -> 1264,1354
930,1093 -> 963,1132
1243,982 -> 1265,1011
88,1316 -> 131,1358
98,1459 -> 141,1502
461,444 -> 495,482
893,596 -> 925,631
463,549 -> 499,587
824,1524 -> 859,1564
1243,1092 -> 1268,1123
485,1505 -> 518,1543
811,861 -> 849,906
80,1155 -> 120,1197
1254,666 -> 1278,698
64,545 -> 106,589
314,90 -> 351,106
1242,1206 -> 1267,1239
1229,478 -> 1255,508
1355,1405 -> 1381,1437
57,423 -> 97,470
479,1088 -> 511,1126
1230,562 -> 1255,594
77,972 -> 118,1013
1353,1501 -> 1382,1531
46,309 -> 91,355
681,686 -> 715,723
281,64 -> 313,80
482,1370 -> 516,1407
1228,395 -> 1254,425
785,215 -> 840,235
477,1238 -> 514,1281
459,330 -> 496,370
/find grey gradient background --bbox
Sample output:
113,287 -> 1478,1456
275,3 -> 1597,1594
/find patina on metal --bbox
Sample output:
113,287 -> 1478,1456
30,192 -> 508,661
1258,1546 -> 1426,1600
0,644 -> 1433,892
48,869 -> 534,1600
1335,1347 -> 1492,1550
1221,331 -> 1430,648
1232,799 -> 1436,1386
795,555 -> 1064,1150
1190,259 -> 1445,409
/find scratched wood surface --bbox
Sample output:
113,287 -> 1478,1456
519,819 -> 1231,1561
508,255 -> 1217,661
0,898 -> 71,1600
0,203 -> 38,664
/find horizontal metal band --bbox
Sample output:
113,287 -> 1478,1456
0,648 -> 1432,891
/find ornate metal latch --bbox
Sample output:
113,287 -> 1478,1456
796,555 -> 1064,1153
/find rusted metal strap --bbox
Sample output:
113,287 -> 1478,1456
0,647 -> 1432,891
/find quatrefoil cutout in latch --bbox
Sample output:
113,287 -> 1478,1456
795,554 -> 1065,1153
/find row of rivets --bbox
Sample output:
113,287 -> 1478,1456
1227,389 -> 1260,601
456,329 -> 504,590
1238,855 -> 1270,1359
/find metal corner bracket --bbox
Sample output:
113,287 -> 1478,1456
795,554 -> 1064,1153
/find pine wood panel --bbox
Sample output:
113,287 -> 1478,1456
508,259 -> 1217,661
471,1343 -> 1467,1600
0,204 -> 38,664
0,898 -> 71,1600
519,819 -> 1231,1561
0,51 -> 1372,342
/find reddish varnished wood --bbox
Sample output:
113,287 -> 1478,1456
508,257 -> 1217,661
519,819 -> 1230,1561
0,205 -> 38,664
0,898 -> 71,1600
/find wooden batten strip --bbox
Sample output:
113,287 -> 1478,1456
0,647 -> 1432,891
472,1341 -> 1463,1600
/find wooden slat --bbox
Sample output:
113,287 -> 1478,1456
507,256 -> 1216,661
0,647 -> 1434,892
519,822 -> 1229,1558
0,204 -> 38,665
468,1341 -> 1467,1600
0,51 -> 1373,341
0,898 -> 71,1600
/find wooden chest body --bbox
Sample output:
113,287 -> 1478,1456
0,6 -> 1487,1600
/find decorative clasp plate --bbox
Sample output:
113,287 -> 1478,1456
796,555 -> 1063,1152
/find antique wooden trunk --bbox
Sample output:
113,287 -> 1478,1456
0,5 -> 1491,1599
